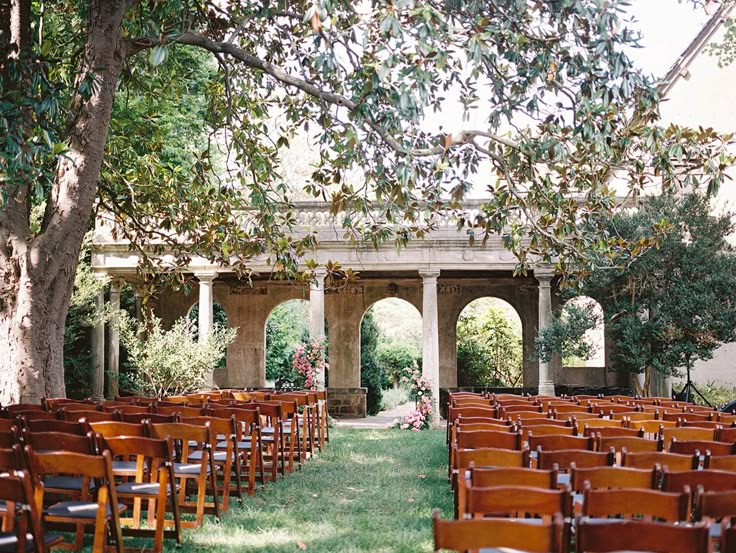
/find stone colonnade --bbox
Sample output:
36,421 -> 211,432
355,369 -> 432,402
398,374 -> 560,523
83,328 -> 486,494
91,271 -> 557,415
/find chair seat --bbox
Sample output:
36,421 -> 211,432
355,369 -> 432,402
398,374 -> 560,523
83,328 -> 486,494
189,450 -> 235,462
45,500 -> 126,519
0,531 -> 63,553
116,482 -> 176,496
112,460 -> 139,476
173,462 -> 210,476
44,476 -> 94,491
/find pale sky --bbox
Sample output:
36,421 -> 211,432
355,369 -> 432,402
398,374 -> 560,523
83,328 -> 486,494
627,1 -> 711,76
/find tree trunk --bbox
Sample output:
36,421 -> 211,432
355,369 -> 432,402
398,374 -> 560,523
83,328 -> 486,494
0,0 -> 131,404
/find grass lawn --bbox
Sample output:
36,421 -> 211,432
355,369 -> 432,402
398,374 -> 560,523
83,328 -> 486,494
177,428 -> 452,552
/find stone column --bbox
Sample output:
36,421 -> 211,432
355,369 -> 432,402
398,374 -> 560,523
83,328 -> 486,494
309,267 -> 327,389
90,281 -> 106,401
536,270 -> 556,396
420,270 -> 441,426
196,272 -> 217,389
106,279 -> 123,399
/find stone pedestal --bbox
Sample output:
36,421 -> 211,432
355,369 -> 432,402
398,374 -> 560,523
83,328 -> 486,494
327,387 -> 367,418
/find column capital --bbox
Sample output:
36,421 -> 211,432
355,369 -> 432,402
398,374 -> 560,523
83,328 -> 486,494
311,267 -> 327,288
419,269 -> 441,283
109,277 -> 124,292
194,271 -> 218,282
535,268 -> 556,287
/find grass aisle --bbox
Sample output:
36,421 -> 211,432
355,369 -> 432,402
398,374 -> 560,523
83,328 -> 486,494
180,428 -> 452,552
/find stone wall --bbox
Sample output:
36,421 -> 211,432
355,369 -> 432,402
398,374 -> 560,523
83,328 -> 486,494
328,387 -> 367,418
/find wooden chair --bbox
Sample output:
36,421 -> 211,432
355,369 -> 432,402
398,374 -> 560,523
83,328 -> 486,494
584,425 -> 645,439
59,410 -> 115,424
582,483 -> 691,522
598,435 -> 662,465
25,419 -> 86,435
621,450 -> 699,471
571,465 -> 659,490
25,447 -> 125,553
180,415 -> 241,511
208,407 -> 264,492
21,431 -> 98,502
537,449 -> 614,471
717,426 -> 736,443
662,469 -> 736,495
529,434 -> 594,452
6,405 -> 44,415
462,481 -> 572,521
662,426 -> 717,443
705,454 -> 736,471
695,488 -> 736,549
102,404 -> 149,415
628,419 -> 672,435
432,511 -> 566,553
267,399 -> 304,471
102,436 -> 181,553
153,405 -> 203,418
452,447 -> 530,490
147,422 -> 219,528
664,411 -> 714,423
0,469 -> 61,553
276,393 -> 316,457
518,418 -> 570,428
522,425 -> 577,440
575,518 -> 711,553
15,411 -> 57,423
576,418 -> 622,434
669,439 -> 734,457
117,412 -> 177,424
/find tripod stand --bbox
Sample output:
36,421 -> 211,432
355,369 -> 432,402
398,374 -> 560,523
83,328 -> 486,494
674,354 -> 713,408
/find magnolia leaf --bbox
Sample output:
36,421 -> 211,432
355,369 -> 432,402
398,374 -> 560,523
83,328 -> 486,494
149,46 -> 168,67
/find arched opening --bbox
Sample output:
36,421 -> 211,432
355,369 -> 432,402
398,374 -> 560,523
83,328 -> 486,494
187,302 -> 229,369
561,296 -> 605,367
456,297 -> 523,387
360,298 -> 422,415
264,299 -> 310,388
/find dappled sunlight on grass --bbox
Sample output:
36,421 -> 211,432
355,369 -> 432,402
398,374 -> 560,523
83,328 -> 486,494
169,427 -> 451,553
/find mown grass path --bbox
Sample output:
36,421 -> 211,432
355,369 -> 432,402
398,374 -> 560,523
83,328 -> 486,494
179,428 -> 452,552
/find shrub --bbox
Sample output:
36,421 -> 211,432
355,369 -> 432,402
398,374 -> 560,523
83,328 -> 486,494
117,312 -> 236,397
361,311 -> 383,415
376,340 -> 421,388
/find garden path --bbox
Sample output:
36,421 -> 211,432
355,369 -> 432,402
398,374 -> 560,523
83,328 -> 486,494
335,402 -> 414,429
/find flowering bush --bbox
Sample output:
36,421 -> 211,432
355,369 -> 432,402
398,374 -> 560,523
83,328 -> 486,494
292,336 -> 328,390
391,364 -> 434,431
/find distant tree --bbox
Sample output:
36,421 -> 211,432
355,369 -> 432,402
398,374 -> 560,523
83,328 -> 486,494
265,301 -> 309,386
536,192 -> 736,396
361,311 -> 383,415
457,307 -> 522,387
376,340 -> 421,388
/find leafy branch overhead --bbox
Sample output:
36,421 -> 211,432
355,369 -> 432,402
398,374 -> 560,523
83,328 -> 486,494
5,1 -> 733,283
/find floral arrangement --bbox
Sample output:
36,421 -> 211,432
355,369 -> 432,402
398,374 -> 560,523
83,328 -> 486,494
292,336 -> 328,390
391,365 -> 434,431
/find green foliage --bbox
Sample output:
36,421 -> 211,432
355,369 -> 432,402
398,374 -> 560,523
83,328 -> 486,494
117,312 -> 236,397
380,386 -> 411,411
456,305 -> 522,387
360,311 -> 383,416
64,232 -> 108,398
536,302 -> 602,364
376,340 -> 421,388
265,301 -> 309,386
543,192 -> 736,392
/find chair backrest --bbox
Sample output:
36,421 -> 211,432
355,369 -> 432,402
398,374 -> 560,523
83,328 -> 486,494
454,447 -> 529,471
518,418 -> 570,428
582,484 -> 691,522
26,445 -> 112,482
662,426 -> 717,443
717,426 -> 736,443
117,412 -> 176,424
696,488 -> 736,523
456,430 -> 522,450
575,518 -> 711,553
22,430 -> 96,455
662,469 -> 736,494
584,426 -> 644,439
6,404 -> 44,414
471,466 -> 557,489
102,404 -> 149,415
153,405 -> 203,417
464,483 -> 572,519
598,435 -> 661,453
663,411 -> 713,422
25,419 -> 86,435
529,434 -> 594,452
0,444 -> 23,471
523,425 -> 577,438
537,448 -> 614,471
621,450 -> 699,471
102,436 -> 173,480
433,511 -> 565,552
705,454 -> 736,471
89,420 -> 147,438
570,465 -> 659,492
60,409 -> 115,423
147,421 -> 211,462
669,439 -> 734,456
0,469 -> 48,553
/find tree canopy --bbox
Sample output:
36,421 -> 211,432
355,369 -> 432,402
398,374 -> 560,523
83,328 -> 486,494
0,0 -> 733,402
536,192 -> 736,396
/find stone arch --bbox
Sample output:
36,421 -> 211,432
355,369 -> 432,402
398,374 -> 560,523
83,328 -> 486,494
263,299 -> 310,387
359,297 -> 423,413
455,297 -> 524,387
560,296 -> 606,367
